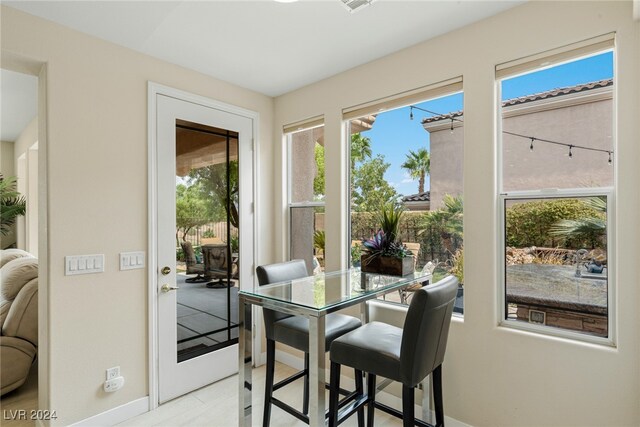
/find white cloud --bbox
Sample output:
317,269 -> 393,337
401,172 -> 415,184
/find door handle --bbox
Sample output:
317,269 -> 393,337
161,284 -> 179,293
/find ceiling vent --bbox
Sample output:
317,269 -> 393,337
340,0 -> 375,13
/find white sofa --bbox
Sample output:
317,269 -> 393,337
0,250 -> 38,396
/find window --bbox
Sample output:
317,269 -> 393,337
286,120 -> 325,273
498,41 -> 614,342
343,80 -> 464,310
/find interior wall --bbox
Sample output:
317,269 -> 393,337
0,141 -> 14,175
274,2 -> 639,426
11,118 -> 38,254
1,6 -> 274,425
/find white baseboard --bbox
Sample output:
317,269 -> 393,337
69,397 -> 149,427
274,349 -> 305,370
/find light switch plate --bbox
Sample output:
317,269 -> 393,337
120,251 -> 145,270
65,254 -> 105,275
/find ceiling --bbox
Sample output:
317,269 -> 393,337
1,69 -> 38,142
4,0 -> 524,97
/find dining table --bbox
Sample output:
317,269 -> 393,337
238,267 -> 432,427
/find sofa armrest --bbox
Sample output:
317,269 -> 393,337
2,279 -> 38,346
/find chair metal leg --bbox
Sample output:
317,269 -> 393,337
329,362 -> 341,427
366,374 -> 376,427
303,353 -> 310,415
402,384 -> 415,427
263,339 -> 276,427
355,369 -> 364,427
433,365 -> 444,427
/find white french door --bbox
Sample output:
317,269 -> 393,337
153,90 -> 255,403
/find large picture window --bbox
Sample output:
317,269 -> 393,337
498,42 -> 614,342
343,81 -> 464,311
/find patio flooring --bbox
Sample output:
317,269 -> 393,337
176,273 -> 239,354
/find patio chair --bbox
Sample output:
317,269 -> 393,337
202,244 -> 231,288
180,241 -> 207,283
328,275 -> 458,427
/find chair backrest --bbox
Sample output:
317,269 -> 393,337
256,260 -> 309,340
400,275 -> 458,387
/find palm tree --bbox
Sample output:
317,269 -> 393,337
401,148 -> 430,193
350,133 -> 372,202
350,133 -> 372,168
549,196 -> 606,248
0,174 -> 27,237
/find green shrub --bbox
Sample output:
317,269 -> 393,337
448,247 -> 464,284
505,199 -> 604,249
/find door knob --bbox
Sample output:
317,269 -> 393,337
161,284 -> 179,293
161,266 -> 171,275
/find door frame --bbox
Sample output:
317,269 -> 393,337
147,82 -> 261,409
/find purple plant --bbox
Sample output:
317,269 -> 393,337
362,229 -> 412,259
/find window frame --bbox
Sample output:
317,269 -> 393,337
285,122 -> 326,262
497,188 -> 615,346
496,43 -> 616,345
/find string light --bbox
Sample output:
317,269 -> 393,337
408,104 -> 613,165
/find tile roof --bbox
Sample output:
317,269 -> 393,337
402,191 -> 430,202
422,78 -> 613,124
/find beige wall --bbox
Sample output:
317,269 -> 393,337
11,118 -> 38,254
1,141 -> 15,175
275,2 -> 639,426
1,6 -> 274,425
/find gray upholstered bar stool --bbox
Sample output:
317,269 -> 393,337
328,276 -> 459,427
256,260 -> 363,427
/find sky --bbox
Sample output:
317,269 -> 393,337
358,51 -> 613,197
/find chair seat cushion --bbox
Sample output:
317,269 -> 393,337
330,321 -> 403,383
273,313 -> 361,352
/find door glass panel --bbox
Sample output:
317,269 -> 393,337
175,119 -> 239,362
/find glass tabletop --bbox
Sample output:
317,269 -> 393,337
240,268 -> 431,314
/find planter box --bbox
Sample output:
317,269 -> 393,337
360,254 -> 414,276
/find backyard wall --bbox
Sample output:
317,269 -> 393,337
1,7 -> 274,425
426,86 -> 613,207
274,1 -> 640,425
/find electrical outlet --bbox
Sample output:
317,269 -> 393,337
106,366 -> 120,381
103,376 -> 125,392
